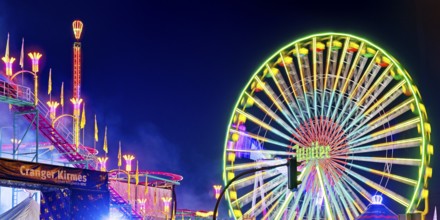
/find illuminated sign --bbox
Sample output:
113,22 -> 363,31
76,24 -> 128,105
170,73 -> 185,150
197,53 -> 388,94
20,166 -> 87,183
0,158 -> 108,190
294,143 -> 331,162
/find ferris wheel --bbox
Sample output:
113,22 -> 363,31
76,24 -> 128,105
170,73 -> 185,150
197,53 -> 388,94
222,33 -> 433,219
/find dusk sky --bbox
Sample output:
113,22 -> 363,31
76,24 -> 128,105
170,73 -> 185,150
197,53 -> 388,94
1,0 -> 439,217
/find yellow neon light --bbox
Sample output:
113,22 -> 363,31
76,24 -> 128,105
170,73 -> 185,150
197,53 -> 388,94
316,165 -> 333,220
196,211 -> 214,217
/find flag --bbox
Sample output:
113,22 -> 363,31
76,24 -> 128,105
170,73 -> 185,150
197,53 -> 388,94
48,68 -> 52,95
80,102 -> 86,129
103,126 -> 108,153
144,175 -> 148,194
60,82 -> 64,107
118,141 -> 122,167
5,33 -> 9,58
135,160 -> 139,185
94,115 -> 98,142
19,38 -> 24,69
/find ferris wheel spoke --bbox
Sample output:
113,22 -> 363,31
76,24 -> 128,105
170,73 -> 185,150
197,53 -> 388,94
306,181 -> 319,219
335,155 -> 421,166
347,56 -> 369,97
329,41 -> 353,121
321,36 -> 333,117
245,93 -> 296,133
349,117 -> 420,147
344,168 -> 410,208
339,170 -> 373,204
293,43 -> 312,119
326,163 -> 358,219
342,42 -> 366,93
348,97 -> 413,140
339,174 -> 367,213
312,37 -> 319,118
261,189 -> 287,220
334,181 -> 355,220
333,43 -> 366,125
281,53 -> 303,98
227,148 -> 295,157
348,50 -> 380,100
254,77 -> 301,126
339,137 -> 422,154
266,64 -> 304,124
346,80 -> 405,132
273,190 -> 294,220
242,183 -> 286,218
346,83 -> 403,133
331,161 -> 372,204
346,162 -> 417,186
333,37 -> 351,91
235,109 -> 293,142
357,64 -> 394,108
279,53 -> 299,97
297,190 -> 314,220
231,176 -> 285,207
346,71 -> 395,133
316,165 -> 335,220
326,38 -> 349,118
355,63 -> 384,103
287,162 -> 313,219
323,163 -> 348,220
225,159 -> 287,172
231,169 -> 282,189
229,129 -> 293,148
279,53 -> 311,124
335,176 -> 361,218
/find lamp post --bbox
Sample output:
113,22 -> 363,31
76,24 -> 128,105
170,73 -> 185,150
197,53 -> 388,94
137,198 -> 147,218
213,185 -> 222,199
27,52 -> 42,106
123,154 -> 135,172
162,197 -> 172,219
97,156 -> 108,172
47,101 -> 60,122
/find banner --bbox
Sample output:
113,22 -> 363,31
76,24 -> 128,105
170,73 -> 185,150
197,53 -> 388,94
0,158 -> 108,191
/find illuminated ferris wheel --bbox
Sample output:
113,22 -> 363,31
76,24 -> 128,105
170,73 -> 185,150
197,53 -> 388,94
222,33 -> 433,219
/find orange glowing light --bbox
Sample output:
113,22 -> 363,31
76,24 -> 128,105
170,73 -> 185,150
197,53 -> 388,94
162,197 -> 172,212
28,52 -> 42,73
2,56 -> 15,76
123,154 -> 135,172
46,101 -> 60,121
196,211 -> 215,217
72,20 -> 84,40
213,185 -> 222,199
138,198 -> 147,212
97,157 -> 108,172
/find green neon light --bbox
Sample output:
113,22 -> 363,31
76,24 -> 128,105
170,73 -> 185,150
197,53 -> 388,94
294,144 -> 330,162
222,32 -> 429,218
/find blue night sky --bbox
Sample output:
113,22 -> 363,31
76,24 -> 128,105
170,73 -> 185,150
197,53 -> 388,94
0,0 -> 439,218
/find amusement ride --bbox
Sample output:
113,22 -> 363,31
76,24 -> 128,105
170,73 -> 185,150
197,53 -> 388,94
0,21 -> 183,219
222,33 -> 433,219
